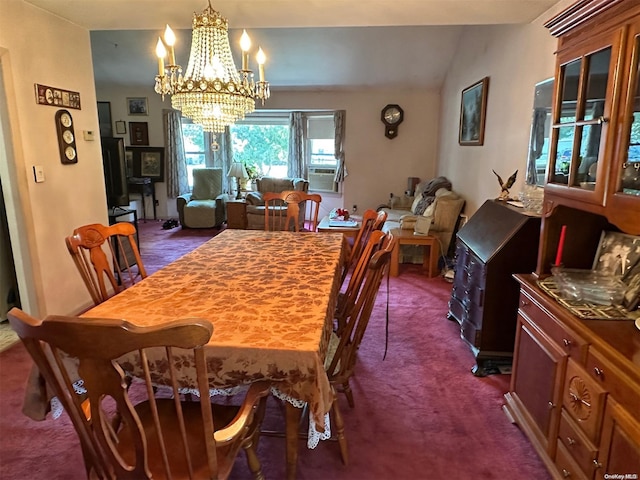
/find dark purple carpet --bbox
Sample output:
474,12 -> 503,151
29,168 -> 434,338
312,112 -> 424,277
0,221 -> 550,479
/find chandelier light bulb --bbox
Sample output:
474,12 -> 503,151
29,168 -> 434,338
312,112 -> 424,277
256,47 -> 266,82
163,24 -> 176,65
155,38 -> 167,76
240,30 -> 251,70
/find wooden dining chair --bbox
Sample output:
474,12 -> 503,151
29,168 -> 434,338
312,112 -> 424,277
324,234 -> 395,464
336,229 -> 387,334
66,222 -> 147,305
341,209 -> 387,285
7,307 -> 271,480
264,190 -> 322,232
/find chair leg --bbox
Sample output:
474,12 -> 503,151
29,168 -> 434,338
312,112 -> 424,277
342,380 -> 355,408
243,442 -> 265,480
244,396 -> 268,480
330,388 -> 348,465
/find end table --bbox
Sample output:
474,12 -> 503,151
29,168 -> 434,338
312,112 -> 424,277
226,199 -> 247,229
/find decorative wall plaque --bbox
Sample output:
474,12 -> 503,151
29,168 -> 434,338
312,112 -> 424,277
34,83 -> 81,109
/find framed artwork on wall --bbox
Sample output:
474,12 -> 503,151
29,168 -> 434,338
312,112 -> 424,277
126,97 -> 148,116
115,120 -> 127,135
126,146 -> 165,182
129,122 -> 149,146
459,77 -> 489,146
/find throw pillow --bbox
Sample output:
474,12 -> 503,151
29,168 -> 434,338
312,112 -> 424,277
413,194 -> 435,216
245,191 -> 264,205
410,195 -> 422,214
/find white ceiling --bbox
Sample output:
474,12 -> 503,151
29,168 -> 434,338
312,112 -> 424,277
24,0 -> 561,89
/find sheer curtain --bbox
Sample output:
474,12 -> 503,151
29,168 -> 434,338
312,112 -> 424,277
211,128 -> 233,194
288,112 -> 304,178
334,110 -> 347,183
163,109 -> 189,197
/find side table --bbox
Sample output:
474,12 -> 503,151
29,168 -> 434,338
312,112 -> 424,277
317,215 -> 360,239
128,177 -> 156,222
389,228 -> 440,277
226,200 -> 247,229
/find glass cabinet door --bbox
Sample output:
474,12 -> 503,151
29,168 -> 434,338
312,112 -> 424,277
550,46 -> 613,191
619,32 -> 640,197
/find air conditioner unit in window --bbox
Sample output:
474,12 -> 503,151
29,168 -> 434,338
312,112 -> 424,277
308,167 -> 338,193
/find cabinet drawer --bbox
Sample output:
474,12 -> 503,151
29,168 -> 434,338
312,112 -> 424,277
448,297 -> 466,325
585,348 -> 640,422
558,409 -> 598,478
518,291 -> 587,361
563,359 -> 607,444
555,441 -> 590,480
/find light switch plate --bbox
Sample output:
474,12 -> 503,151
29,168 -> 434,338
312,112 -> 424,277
33,165 -> 45,183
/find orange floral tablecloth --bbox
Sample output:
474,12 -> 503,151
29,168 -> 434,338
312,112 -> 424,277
83,229 -> 345,427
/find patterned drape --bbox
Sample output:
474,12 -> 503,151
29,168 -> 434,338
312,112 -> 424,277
334,110 -> 347,183
212,128 -> 233,194
163,109 -> 189,197
288,112 -> 304,178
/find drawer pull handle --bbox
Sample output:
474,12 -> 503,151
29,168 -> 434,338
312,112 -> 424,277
561,469 -> 571,478
520,299 -> 530,307
593,367 -> 604,378
548,401 -> 556,410
592,460 -> 602,469
566,437 -> 576,446
562,338 -> 572,348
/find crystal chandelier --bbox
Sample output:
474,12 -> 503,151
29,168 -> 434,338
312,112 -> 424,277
154,1 -> 270,133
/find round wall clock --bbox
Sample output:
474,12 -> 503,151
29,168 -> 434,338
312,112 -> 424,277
55,109 -> 78,164
381,104 -> 404,139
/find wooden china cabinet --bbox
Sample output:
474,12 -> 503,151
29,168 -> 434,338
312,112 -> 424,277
503,1 -> 640,479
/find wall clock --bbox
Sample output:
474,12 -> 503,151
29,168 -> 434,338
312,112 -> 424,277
55,109 -> 78,164
381,104 -> 404,139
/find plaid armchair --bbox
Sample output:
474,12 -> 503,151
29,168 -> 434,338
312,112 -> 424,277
176,168 -> 227,228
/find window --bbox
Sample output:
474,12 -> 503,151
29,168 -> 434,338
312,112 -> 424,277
230,115 -> 289,178
181,120 -> 211,187
307,115 -> 337,167
180,111 -> 340,189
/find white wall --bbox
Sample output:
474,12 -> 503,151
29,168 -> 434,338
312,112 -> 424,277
96,85 -> 442,217
0,1 -> 106,316
437,1 -> 574,216
95,85 -> 169,219
267,88 -> 441,212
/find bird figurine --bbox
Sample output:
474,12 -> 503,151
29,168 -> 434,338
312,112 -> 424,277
493,169 -> 518,200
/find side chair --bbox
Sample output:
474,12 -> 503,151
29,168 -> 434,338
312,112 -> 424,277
264,190 -> 322,232
341,209 -> 387,285
336,229 -> 387,335
7,307 -> 271,480
324,234 -> 395,463
66,222 -> 147,305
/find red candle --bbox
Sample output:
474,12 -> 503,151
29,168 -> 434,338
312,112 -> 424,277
555,225 -> 567,266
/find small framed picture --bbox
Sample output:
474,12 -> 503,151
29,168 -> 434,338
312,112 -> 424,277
459,77 -> 489,146
126,97 -> 148,116
127,146 -> 165,182
115,120 -> 126,135
129,122 -> 149,146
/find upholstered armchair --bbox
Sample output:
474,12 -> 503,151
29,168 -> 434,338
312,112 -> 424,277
176,168 -> 227,228
379,176 -> 465,258
244,176 -> 309,230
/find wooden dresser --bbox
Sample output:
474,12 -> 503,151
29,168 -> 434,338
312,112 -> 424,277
504,2 -> 640,478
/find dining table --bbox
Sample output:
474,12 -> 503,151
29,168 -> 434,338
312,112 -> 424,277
81,228 -> 346,479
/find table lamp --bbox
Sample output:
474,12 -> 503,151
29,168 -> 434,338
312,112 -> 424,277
227,161 -> 248,199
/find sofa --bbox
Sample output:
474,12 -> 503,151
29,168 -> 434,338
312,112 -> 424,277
378,176 -> 465,260
176,168 -> 227,228
244,177 -> 309,230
